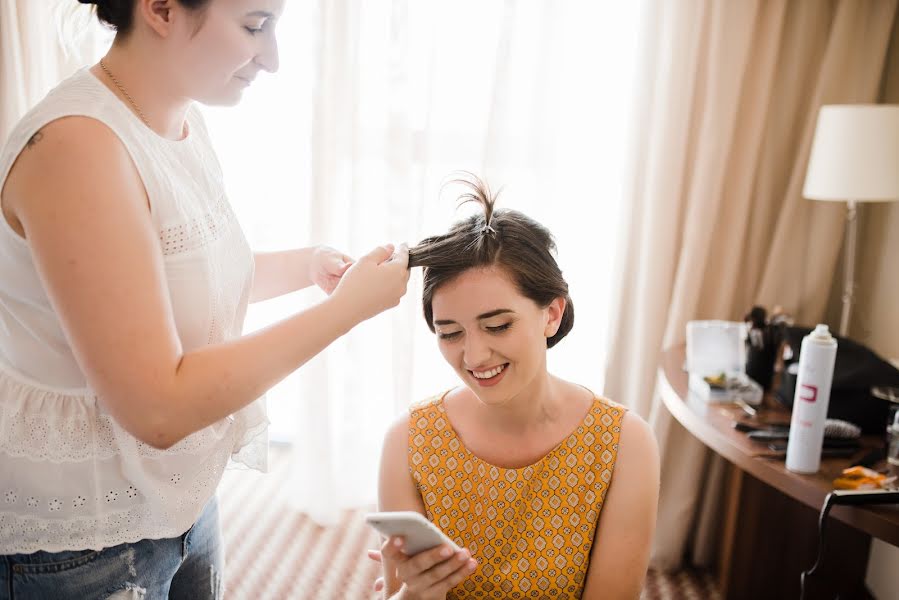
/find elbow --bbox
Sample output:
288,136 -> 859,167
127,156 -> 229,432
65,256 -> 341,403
139,430 -> 181,450
114,398 -> 185,450
94,371 -> 187,450
134,409 -> 186,450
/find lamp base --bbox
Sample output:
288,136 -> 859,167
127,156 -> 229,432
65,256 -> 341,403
838,200 -> 857,338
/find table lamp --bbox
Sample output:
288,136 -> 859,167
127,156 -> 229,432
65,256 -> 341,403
803,104 -> 899,337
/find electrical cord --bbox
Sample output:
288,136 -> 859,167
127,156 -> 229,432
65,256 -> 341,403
800,488 -> 899,600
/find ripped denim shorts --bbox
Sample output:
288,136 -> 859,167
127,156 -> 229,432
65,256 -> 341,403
0,497 -> 223,600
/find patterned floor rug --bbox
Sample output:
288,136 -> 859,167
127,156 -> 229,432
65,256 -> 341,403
218,447 -> 719,599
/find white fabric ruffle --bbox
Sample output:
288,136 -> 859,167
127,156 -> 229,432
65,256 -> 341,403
0,362 -> 268,554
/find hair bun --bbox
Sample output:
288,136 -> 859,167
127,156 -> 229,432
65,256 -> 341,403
78,0 -> 135,32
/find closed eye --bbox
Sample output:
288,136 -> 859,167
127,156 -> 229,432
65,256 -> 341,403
244,19 -> 270,35
438,323 -> 512,339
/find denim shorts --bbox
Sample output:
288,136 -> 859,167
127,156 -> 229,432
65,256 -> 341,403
0,497 -> 224,600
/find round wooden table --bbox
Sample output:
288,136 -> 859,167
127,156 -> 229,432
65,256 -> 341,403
658,345 -> 899,599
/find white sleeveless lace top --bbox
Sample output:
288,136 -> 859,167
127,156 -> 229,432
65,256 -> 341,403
0,68 -> 268,554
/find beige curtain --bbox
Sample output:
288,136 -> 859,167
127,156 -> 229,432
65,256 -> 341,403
604,0 -> 898,569
213,0 -> 642,524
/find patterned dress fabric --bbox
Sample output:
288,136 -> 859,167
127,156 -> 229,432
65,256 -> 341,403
408,392 -> 625,599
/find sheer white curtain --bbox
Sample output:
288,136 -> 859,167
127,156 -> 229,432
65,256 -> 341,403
203,0 -> 645,524
0,1 -> 108,145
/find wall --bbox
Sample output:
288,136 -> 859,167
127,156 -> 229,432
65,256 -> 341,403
851,15 -> 899,599
849,200 -> 899,600
816,15 -> 899,598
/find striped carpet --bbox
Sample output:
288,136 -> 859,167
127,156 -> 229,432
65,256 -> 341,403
218,447 -> 719,599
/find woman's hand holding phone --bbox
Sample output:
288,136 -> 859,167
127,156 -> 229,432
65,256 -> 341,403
379,536 -> 477,600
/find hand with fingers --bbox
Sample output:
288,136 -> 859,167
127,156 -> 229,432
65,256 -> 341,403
330,243 -> 410,324
367,549 -> 386,593
309,245 -> 354,295
380,536 -> 478,600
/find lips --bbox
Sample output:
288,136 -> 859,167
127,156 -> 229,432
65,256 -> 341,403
468,363 -> 509,387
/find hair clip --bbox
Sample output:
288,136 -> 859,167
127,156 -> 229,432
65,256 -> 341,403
482,224 -> 497,236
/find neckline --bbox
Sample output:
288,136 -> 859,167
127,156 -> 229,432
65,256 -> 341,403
434,388 -> 603,472
82,67 -> 192,145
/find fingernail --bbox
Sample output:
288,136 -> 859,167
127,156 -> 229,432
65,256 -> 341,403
441,547 -> 453,558
393,538 -> 402,547
468,559 -> 477,569
457,550 -> 469,561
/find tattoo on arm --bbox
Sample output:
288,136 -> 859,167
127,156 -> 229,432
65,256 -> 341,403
25,131 -> 44,148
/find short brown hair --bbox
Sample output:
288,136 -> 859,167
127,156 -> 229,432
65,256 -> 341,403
78,0 -> 211,36
408,173 -> 574,348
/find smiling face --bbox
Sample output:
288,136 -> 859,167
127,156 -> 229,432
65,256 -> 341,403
431,266 -> 565,406
164,0 -> 283,105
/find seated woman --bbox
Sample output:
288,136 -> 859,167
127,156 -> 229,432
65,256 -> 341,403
376,175 -> 660,600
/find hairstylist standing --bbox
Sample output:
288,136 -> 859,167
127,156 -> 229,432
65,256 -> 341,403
0,1 -> 408,598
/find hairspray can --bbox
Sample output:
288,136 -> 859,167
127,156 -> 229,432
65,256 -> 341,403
786,324 -> 838,473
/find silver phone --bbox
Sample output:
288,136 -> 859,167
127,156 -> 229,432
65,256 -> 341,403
365,511 -> 461,555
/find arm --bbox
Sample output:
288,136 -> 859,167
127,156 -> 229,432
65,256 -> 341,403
377,414 -> 476,600
378,414 -> 429,598
581,411 -> 660,600
250,247 -> 352,303
2,117 -> 408,449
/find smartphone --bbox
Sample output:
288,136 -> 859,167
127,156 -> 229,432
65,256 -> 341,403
365,511 -> 461,555
748,430 -> 790,442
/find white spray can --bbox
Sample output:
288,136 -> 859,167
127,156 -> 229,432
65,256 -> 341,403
786,324 -> 838,474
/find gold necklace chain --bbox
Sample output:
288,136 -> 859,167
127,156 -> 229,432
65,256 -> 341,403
99,59 -> 150,128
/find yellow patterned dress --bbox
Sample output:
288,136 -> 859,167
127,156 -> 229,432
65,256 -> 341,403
407,391 -> 625,599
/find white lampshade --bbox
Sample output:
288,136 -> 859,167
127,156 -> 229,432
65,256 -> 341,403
803,104 -> 899,202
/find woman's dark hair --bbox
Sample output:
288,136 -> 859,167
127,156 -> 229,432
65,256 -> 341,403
78,0 -> 211,36
408,173 -> 574,348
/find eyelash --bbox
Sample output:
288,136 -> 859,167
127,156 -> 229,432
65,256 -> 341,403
437,323 -> 512,341
244,24 -> 265,35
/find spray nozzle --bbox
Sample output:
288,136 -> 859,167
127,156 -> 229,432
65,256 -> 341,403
811,324 -> 834,342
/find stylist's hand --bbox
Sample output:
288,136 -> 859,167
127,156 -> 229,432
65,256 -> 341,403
330,243 -> 409,323
381,536 -> 477,600
309,245 -> 354,294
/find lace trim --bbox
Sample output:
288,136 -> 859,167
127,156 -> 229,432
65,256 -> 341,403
0,412 -> 239,464
0,464 -> 228,556
228,411 -> 270,472
0,424 -> 252,553
159,193 -> 234,256
0,353 -> 267,464
0,505 -> 197,554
